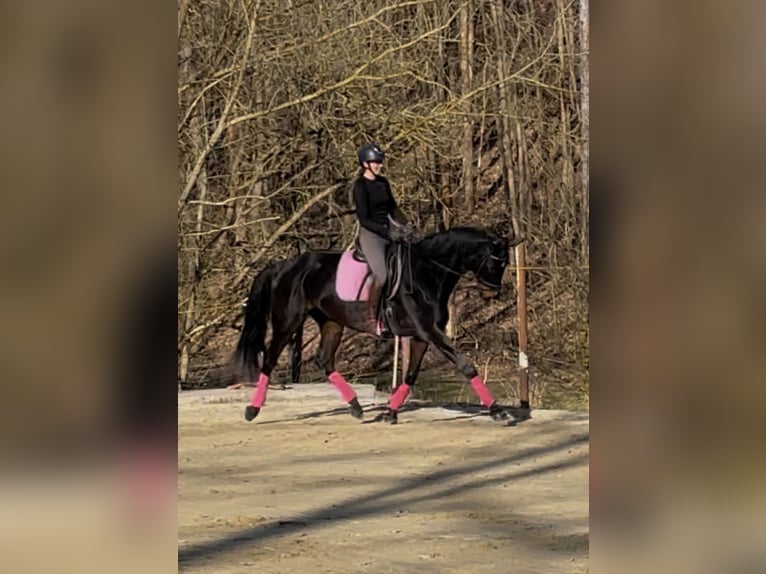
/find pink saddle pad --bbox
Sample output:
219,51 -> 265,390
335,250 -> 372,301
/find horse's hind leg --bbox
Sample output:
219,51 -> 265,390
245,314 -> 304,422
315,320 -> 363,420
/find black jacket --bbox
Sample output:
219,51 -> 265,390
353,175 -> 400,239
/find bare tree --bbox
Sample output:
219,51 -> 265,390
177,0 -> 589,408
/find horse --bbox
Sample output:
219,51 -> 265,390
234,226 -> 524,424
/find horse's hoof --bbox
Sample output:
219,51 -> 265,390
489,402 -> 532,424
372,408 -> 398,425
506,405 -> 532,423
348,398 -> 364,420
244,405 -> 260,421
489,402 -> 509,422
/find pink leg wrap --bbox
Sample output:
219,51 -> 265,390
250,372 -> 269,407
328,371 -> 356,403
389,383 -> 411,411
470,375 -> 495,407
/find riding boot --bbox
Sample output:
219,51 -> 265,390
367,279 -> 383,335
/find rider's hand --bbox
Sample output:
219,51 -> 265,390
406,225 -> 422,242
389,221 -> 421,243
389,225 -> 408,242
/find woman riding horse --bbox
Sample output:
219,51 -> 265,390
235,220 -> 523,424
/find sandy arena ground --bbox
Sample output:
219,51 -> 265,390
178,384 -> 589,573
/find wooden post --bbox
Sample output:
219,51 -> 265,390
392,336 -> 412,391
516,243 -> 530,408
392,336 -> 400,390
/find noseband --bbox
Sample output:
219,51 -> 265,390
470,247 -> 506,289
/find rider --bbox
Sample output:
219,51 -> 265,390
353,143 -> 417,333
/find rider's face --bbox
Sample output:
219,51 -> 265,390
365,160 -> 383,175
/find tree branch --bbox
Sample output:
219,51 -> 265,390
178,0 -> 262,212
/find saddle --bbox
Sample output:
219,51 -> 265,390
335,238 -> 404,306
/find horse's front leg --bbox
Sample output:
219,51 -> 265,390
418,326 -> 521,422
374,338 -> 428,424
397,336 -> 411,389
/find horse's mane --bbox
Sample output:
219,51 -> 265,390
423,226 -> 491,240
418,226 -> 493,253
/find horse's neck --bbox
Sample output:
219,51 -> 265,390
420,233 -> 470,270
414,234 -> 465,299
437,269 -> 461,302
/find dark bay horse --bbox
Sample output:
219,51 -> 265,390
234,226 -> 521,424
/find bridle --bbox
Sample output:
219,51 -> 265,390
475,252 -> 507,290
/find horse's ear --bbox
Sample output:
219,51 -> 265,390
490,220 -> 512,237
489,221 -> 523,248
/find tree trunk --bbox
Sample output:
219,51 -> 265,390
459,1 -> 475,213
556,0 -> 573,195
580,0 -> 590,261
490,0 -> 521,241
179,41 -> 209,385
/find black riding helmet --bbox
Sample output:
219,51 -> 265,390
357,143 -> 385,166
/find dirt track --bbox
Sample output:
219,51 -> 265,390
178,384 -> 589,573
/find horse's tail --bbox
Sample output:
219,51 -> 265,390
288,320 -> 304,384
234,263 -> 277,380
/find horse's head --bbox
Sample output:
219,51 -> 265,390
465,231 -> 512,299
418,226 -> 519,298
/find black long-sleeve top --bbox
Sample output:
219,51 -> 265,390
353,175 -> 399,239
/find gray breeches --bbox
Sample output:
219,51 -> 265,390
358,227 -> 387,284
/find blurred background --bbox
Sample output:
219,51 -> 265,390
0,1 -> 175,573
591,1 -> 766,572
